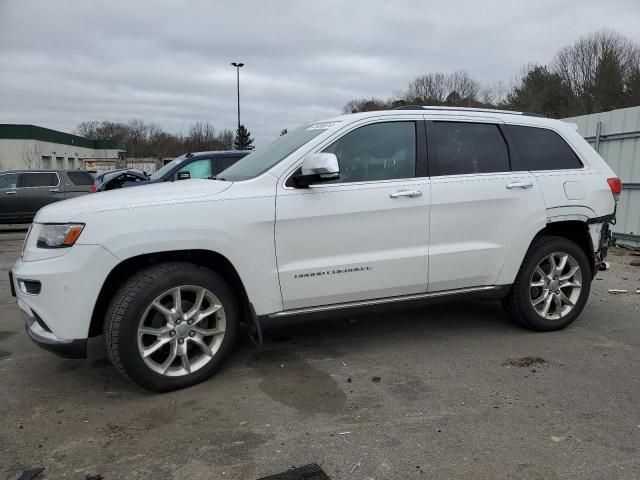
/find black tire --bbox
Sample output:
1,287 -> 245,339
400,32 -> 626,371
503,235 -> 592,331
104,262 -> 239,392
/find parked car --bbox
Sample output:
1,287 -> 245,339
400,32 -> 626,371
93,168 -> 149,192
147,150 -> 251,183
11,106 -> 620,392
93,152 -> 250,192
0,169 -> 94,224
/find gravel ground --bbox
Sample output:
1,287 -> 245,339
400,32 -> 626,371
0,229 -> 639,479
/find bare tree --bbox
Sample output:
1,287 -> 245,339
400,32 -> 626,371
75,120 -> 100,138
342,97 -> 390,114
218,130 -> 234,150
480,80 -> 509,107
448,70 -> 480,104
552,30 -> 640,113
342,30 -> 640,118
403,72 -> 449,103
21,142 -> 43,169
74,119 -> 236,159
402,70 -> 481,106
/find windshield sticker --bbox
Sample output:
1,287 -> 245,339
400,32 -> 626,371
306,122 -> 340,131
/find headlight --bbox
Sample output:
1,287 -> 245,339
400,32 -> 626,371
37,224 -> 85,249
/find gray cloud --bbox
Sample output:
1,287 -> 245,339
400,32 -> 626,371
1,0 -> 639,146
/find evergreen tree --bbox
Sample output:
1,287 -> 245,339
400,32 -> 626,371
234,125 -> 254,150
506,65 -> 573,118
591,50 -> 626,112
626,69 -> 640,106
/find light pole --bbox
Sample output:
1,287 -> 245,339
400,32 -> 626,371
230,62 -> 244,131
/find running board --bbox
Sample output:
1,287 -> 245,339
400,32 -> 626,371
268,285 -> 507,319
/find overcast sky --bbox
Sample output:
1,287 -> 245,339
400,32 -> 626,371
1,0 -> 640,146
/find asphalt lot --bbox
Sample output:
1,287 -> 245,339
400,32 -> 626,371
1,229 -> 639,480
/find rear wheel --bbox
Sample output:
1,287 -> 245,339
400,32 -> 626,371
104,262 -> 238,391
503,235 -> 591,331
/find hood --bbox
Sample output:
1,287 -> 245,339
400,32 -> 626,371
35,179 -> 233,223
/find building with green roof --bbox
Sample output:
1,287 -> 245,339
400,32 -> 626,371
0,124 -> 126,171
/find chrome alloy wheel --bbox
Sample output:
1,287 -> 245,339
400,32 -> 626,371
530,252 -> 582,320
137,285 -> 226,376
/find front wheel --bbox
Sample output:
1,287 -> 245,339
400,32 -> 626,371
503,235 -> 592,331
104,262 -> 238,392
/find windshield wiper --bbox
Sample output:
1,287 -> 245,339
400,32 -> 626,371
207,176 -> 226,181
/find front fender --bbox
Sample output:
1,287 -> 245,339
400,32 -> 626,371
101,227 -> 283,316
80,190 -> 282,316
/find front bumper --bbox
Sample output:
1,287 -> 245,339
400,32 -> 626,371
11,243 -> 120,341
19,298 -> 87,358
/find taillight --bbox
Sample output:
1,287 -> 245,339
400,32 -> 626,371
607,177 -> 622,199
89,184 -> 97,193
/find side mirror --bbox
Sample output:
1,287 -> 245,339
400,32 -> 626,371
176,171 -> 191,181
293,153 -> 339,188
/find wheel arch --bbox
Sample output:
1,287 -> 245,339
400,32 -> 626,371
89,249 -> 250,337
530,219 -> 595,276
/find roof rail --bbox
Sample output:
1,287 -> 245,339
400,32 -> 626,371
392,105 -> 546,118
393,105 -> 425,110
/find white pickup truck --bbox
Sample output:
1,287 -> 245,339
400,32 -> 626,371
11,107 -> 620,391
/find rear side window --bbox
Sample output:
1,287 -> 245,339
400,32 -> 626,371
507,125 -> 583,171
21,172 -> 58,187
66,171 -> 94,185
428,122 -> 510,176
220,156 -> 239,171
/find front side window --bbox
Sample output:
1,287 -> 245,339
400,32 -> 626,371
0,173 -> 18,189
21,172 -> 58,187
322,121 -> 416,183
507,125 -> 583,171
429,122 -> 510,176
177,158 -> 212,179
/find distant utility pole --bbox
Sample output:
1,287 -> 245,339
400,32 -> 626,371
230,62 -> 244,131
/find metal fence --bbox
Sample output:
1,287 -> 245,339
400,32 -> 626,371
563,106 -> 640,245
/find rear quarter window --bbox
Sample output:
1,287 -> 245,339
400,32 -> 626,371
66,171 -> 95,185
507,125 -> 583,171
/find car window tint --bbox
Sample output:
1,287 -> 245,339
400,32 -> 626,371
0,173 -> 18,189
322,122 -> 416,183
429,122 -> 510,176
67,171 -> 94,185
21,172 -> 58,187
507,125 -> 583,171
178,159 -> 212,179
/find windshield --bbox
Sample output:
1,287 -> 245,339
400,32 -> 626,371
150,157 -> 184,180
219,123 -> 337,181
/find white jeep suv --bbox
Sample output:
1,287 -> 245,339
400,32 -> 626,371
11,107 -> 620,391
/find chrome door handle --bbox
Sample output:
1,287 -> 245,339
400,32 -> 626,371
390,190 -> 422,198
506,182 -> 533,190
5,191 -> 17,195
49,188 -> 60,192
